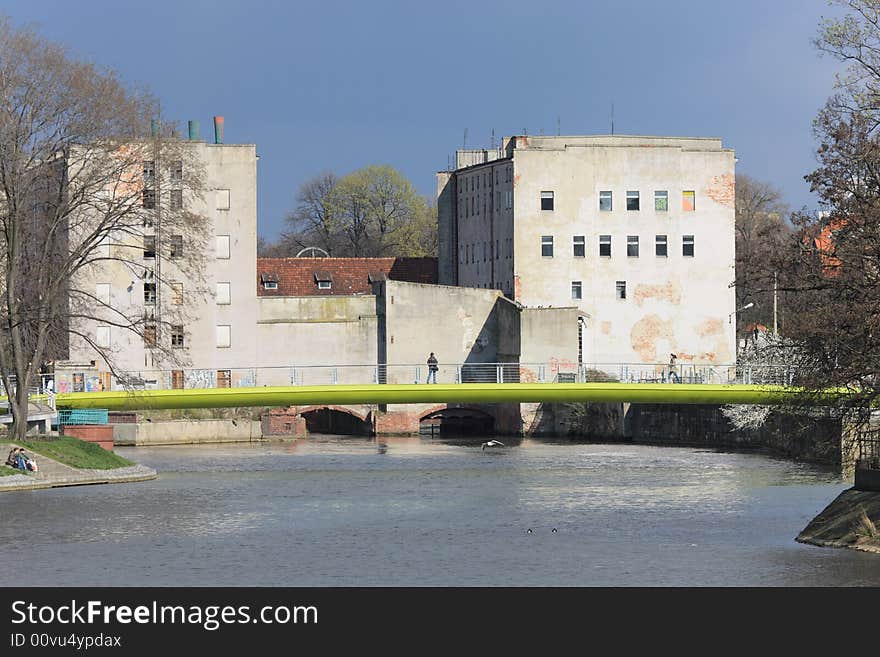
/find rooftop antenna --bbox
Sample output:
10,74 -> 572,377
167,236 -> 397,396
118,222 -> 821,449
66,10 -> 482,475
557,116 -> 561,136
463,128 -> 468,149
491,128 -> 495,149
523,127 -> 528,135
611,102 -> 615,135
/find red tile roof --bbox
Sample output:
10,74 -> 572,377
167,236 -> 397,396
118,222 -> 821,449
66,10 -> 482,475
257,257 -> 438,296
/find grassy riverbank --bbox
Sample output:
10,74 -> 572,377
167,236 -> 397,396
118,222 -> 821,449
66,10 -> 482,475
7,437 -> 133,470
0,464 -> 18,476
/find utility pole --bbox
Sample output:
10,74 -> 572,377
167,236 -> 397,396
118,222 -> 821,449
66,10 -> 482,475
773,271 -> 778,334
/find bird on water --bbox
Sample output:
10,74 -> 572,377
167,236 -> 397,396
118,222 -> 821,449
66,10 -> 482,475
481,440 -> 505,450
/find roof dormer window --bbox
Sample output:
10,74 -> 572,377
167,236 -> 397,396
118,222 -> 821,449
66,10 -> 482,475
260,272 -> 279,290
315,271 -> 332,290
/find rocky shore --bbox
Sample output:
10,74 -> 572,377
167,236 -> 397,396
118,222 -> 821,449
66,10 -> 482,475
797,488 -> 880,554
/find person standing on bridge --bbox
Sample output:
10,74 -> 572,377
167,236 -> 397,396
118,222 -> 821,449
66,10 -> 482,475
668,353 -> 680,384
427,353 -> 439,384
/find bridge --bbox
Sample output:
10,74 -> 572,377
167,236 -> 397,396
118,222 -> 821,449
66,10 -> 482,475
55,382 -> 813,411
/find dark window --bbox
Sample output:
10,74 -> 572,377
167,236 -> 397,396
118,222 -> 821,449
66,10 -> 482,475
171,325 -> 184,348
217,369 -> 231,388
541,191 -> 554,211
143,323 -> 157,348
170,189 -> 183,211
627,235 -> 639,257
656,235 -> 668,257
683,235 -> 695,257
571,281 -> 582,300
143,235 -> 156,258
171,370 -> 184,389
144,282 -> 156,305
143,161 -> 155,181
170,161 -> 183,181
169,234 -> 183,258
142,189 -> 156,209
599,235 -> 611,257
541,235 -> 554,257
626,190 -> 640,211
616,281 -> 627,300
599,191 -> 612,211
573,235 -> 585,257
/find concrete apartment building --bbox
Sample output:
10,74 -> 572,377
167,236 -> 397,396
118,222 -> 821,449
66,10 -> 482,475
61,121 -> 259,391
437,134 -> 737,366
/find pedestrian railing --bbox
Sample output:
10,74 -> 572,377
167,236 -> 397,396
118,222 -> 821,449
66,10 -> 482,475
44,362 -> 804,393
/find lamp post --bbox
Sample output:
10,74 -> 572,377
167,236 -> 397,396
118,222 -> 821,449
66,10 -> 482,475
729,302 -> 755,324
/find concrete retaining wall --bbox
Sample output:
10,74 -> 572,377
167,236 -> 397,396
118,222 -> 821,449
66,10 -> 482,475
113,419 -> 262,446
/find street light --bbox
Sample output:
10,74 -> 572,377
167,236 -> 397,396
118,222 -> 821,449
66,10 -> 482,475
729,302 -> 754,324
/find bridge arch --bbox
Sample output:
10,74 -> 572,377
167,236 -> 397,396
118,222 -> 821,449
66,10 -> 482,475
420,406 -> 495,435
298,405 -> 372,435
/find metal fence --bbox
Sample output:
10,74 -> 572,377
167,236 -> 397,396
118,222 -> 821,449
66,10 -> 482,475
856,430 -> 880,471
46,362 -> 803,392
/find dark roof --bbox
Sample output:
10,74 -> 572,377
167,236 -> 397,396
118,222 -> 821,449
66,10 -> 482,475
257,257 -> 438,296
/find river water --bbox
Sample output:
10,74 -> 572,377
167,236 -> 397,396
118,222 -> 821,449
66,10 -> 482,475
2,437 -> 879,586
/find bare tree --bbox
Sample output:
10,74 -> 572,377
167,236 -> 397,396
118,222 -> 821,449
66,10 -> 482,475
0,17 -> 209,439
282,172 -> 339,255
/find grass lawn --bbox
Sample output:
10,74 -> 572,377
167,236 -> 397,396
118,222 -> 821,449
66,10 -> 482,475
0,464 -> 19,476
14,436 -> 133,470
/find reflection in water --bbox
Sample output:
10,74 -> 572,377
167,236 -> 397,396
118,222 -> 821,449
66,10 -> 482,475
1,437 -> 878,586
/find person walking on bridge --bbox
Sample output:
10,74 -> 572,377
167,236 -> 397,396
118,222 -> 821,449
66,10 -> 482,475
668,353 -> 680,384
426,353 -> 439,384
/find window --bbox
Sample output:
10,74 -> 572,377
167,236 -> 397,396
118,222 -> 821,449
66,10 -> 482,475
143,161 -> 155,181
144,282 -> 156,305
170,189 -> 182,211
216,189 -> 230,210
541,235 -> 554,257
616,281 -> 627,300
216,235 -> 230,259
599,235 -> 611,257
682,190 -> 695,212
96,283 -> 110,305
217,369 -> 231,388
573,235 -> 585,257
171,370 -> 184,390
627,235 -> 639,257
626,190 -> 640,211
315,271 -> 333,290
483,242 -> 487,262
216,282 -> 231,305
317,281 -> 331,290
599,190 -> 612,211
655,190 -> 668,212
260,273 -> 278,290
171,325 -> 184,348
496,239 -> 499,260
170,282 -> 183,305
683,235 -> 695,257
169,234 -> 183,258
656,235 -> 668,257
143,235 -> 156,258
541,191 -> 554,211
96,326 -> 110,348
571,281 -> 582,300
143,323 -> 157,348
170,161 -> 183,181
142,189 -> 156,209
216,325 -> 231,348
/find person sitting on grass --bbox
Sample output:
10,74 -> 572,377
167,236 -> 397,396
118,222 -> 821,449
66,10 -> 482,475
5,447 -> 18,468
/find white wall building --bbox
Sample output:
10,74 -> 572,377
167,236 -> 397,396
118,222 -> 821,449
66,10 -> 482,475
437,134 -> 737,366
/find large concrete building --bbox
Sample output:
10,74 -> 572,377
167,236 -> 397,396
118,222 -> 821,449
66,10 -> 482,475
436,134 -> 737,366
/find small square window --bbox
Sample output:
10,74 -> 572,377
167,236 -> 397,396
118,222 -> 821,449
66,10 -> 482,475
169,234 -> 183,258
683,235 -> 695,257
317,280 -> 331,290
656,235 -> 668,257
573,235 -> 585,258
170,282 -> 183,305
216,189 -> 230,210
616,281 -> 627,300
541,191 -> 554,211
655,190 -> 668,212
169,161 -> 183,181
142,161 -> 155,181
143,235 -> 156,259
142,189 -> 156,209
216,282 -> 231,305
599,235 -> 611,257
571,281 -> 582,300
541,235 -> 554,257
599,190 -> 612,211
171,325 -> 184,348
626,190 -> 640,211
627,235 -> 639,257
171,370 -> 184,389
144,282 -> 156,304
216,325 -> 231,348
682,190 -> 695,212
170,189 -> 183,211
217,369 -> 231,388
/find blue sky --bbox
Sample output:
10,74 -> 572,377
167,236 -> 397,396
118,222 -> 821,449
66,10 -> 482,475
5,0 -> 844,239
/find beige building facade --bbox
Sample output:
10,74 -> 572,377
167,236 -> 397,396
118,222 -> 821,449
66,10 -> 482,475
437,134 -> 737,366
